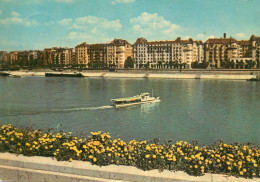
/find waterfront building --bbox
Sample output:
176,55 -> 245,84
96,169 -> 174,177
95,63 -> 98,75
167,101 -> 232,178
204,34 -> 241,68
133,37 -> 203,69
75,42 -> 88,66
43,47 -> 74,66
250,35 -> 260,66
87,43 -> 107,69
0,51 -> 9,64
107,39 -> 132,68
52,48 -> 74,65
204,34 -> 260,69
76,39 -> 132,69
256,38 -> 260,65
8,51 -> 18,65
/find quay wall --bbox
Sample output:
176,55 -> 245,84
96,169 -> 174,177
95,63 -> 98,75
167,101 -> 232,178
0,153 -> 257,182
2,70 -> 258,80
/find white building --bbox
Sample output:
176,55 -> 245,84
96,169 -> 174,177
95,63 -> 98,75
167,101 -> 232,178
133,37 -> 204,69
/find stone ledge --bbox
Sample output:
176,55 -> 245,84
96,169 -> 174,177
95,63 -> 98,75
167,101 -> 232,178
0,153 -> 258,182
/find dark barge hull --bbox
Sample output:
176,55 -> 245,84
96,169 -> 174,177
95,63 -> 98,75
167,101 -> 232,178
0,72 -> 10,76
246,78 -> 260,81
45,73 -> 84,77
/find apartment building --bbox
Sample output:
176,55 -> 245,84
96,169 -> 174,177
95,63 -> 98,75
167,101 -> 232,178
133,37 -> 203,69
75,42 -> 88,65
107,39 -> 132,68
43,47 -> 74,66
87,43 -> 107,68
0,51 -> 9,64
76,39 -> 132,68
204,34 -> 241,68
204,34 -> 260,68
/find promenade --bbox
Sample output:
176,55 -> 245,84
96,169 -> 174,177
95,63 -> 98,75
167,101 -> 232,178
0,153 -> 258,182
2,69 -> 260,80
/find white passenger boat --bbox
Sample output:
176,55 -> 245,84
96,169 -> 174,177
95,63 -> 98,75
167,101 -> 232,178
111,93 -> 160,108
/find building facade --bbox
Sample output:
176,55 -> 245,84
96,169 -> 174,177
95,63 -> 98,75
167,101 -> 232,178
107,39 -> 132,68
133,37 -> 203,69
204,34 -> 259,69
76,39 -> 132,69
75,42 -> 88,66
43,47 -> 74,66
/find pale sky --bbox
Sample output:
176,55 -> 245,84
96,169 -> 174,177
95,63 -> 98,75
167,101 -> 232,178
0,0 -> 259,51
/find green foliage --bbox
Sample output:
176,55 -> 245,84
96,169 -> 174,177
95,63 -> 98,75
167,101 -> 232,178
124,57 -> 134,68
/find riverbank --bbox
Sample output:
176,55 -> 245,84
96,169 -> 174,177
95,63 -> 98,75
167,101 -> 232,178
1,69 -> 260,80
0,153 -> 258,182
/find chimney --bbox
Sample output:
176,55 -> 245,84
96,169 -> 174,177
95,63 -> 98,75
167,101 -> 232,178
224,33 -> 226,38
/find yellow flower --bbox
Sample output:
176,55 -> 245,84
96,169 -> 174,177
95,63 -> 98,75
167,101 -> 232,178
238,161 -> 242,166
253,164 -> 257,167
190,165 -> 192,168
217,159 -> 220,163
145,154 -> 150,159
195,165 -> 198,169
243,168 -> 247,172
108,153 -> 111,157
240,171 -> 243,175
93,158 -> 97,162
228,166 -> 231,170
69,158 -> 72,162
153,155 -> 156,159
194,146 -> 198,150
252,173 -> 256,176
226,161 -> 230,165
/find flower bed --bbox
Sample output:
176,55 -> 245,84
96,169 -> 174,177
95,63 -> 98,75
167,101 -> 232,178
0,124 -> 259,178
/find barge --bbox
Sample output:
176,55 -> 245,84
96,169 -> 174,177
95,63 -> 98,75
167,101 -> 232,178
45,72 -> 84,77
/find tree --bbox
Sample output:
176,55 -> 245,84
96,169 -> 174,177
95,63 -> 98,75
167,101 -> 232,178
239,60 -> 244,69
124,56 -> 134,68
191,61 -> 199,68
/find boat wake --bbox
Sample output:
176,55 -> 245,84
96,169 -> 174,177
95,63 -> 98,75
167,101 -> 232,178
53,105 -> 113,112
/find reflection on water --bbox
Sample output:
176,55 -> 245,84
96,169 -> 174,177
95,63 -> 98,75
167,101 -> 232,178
140,102 -> 160,112
0,77 -> 259,145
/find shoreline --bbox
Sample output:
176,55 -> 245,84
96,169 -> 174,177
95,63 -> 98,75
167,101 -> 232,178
1,69 -> 259,80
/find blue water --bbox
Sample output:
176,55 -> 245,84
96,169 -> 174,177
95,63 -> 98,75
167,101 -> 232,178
0,76 -> 259,145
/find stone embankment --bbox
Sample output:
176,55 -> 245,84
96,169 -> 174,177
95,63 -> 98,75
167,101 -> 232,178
0,153 -> 258,182
1,70 -> 259,80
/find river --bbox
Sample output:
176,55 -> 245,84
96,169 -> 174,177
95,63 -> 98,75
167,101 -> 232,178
0,76 -> 259,145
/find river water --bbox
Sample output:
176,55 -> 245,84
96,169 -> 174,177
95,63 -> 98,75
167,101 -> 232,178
0,76 -> 259,145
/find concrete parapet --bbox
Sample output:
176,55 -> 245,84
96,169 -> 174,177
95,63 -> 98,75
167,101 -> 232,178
0,153 -> 258,182
104,73 -> 145,78
81,72 -> 104,77
200,74 -> 255,80
148,74 -> 196,79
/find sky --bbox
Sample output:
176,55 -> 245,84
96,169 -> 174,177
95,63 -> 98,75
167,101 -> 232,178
0,0 -> 259,51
